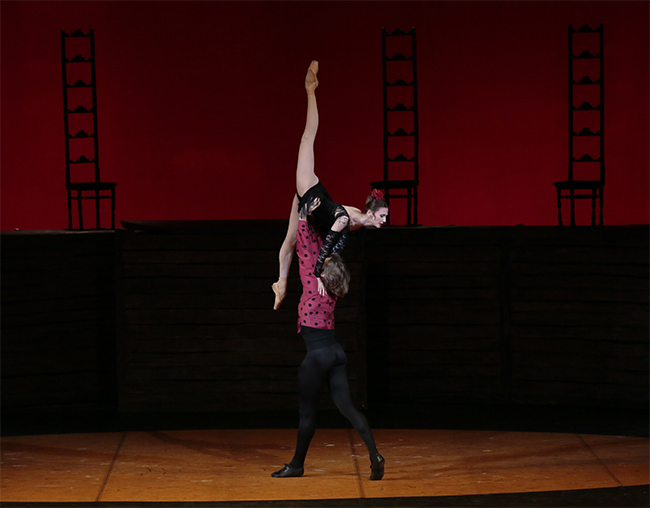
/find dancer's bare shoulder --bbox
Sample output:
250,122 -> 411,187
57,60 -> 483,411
344,206 -> 366,229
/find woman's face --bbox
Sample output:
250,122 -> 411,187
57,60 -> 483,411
370,207 -> 389,227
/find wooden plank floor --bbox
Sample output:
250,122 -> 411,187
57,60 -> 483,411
1,429 -> 647,503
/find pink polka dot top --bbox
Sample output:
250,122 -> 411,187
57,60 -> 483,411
297,219 -> 336,333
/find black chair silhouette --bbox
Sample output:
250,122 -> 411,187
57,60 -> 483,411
372,28 -> 419,226
61,29 -> 117,230
553,24 -> 605,226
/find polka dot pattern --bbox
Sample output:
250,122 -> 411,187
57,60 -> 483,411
297,220 -> 336,332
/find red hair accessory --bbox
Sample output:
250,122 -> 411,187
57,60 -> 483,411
371,188 -> 385,201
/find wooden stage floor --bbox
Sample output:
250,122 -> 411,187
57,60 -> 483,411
1,428 -> 648,506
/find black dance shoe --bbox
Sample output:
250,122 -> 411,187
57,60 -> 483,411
271,464 -> 304,478
369,454 -> 385,481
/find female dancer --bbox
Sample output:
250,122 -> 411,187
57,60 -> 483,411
272,61 -> 389,310
271,212 -> 385,480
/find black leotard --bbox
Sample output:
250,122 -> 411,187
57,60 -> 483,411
297,181 -> 350,276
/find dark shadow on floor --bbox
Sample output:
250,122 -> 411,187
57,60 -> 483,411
1,485 -> 648,508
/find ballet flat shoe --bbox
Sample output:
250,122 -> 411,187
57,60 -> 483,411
369,454 -> 385,481
271,464 -> 304,478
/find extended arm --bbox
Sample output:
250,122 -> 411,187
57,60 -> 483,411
272,195 -> 300,310
314,210 -> 349,296
279,195 -> 300,279
314,213 -> 349,278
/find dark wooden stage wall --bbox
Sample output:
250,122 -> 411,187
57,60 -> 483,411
115,220 -> 366,412
1,223 -> 648,413
2,231 -> 117,408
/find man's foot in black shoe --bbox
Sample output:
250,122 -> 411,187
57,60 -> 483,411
369,454 -> 385,480
271,464 -> 304,478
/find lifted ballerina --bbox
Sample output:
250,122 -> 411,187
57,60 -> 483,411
272,60 -> 389,310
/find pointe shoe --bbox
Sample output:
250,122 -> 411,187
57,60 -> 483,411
271,464 -> 304,478
272,278 -> 287,310
369,454 -> 385,481
305,60 -> 319,93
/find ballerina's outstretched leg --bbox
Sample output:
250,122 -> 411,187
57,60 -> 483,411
295,60 -> 320,197
273,61 -> 321,310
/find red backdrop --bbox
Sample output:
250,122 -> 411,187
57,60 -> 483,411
2,1 -> 648,230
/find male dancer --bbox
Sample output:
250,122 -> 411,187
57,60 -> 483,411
271,214 -> 384,481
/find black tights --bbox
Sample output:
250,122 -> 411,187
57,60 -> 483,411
288,342 -> 378,468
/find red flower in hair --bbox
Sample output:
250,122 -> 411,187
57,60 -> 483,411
371,188 -> 385,202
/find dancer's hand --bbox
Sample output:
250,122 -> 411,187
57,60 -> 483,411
317,277 -> 327,296
298,197 -> 321,220
308,197 -> 321,215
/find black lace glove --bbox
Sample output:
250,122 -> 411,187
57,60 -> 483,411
331,231 -> 349,255
314,229 -> 341,278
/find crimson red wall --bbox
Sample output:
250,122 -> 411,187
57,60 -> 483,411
2,1 -> 648,230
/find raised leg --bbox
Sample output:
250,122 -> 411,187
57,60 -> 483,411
295,61 -> 320,197
273,61 -> 321,309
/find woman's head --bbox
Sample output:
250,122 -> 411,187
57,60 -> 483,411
365,189 -> 389,227
320,254 -> 350,298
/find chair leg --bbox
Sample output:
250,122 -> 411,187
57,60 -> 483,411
556,188 -> 563,226
413,187 -> 418,226
77,191 -> 84,230
406,188 -> 412,226
111,190 -> 116,229
569,189 -> 575,226
591,189 -> 597,226
67,189 -> 73,230
95,189 -> 101,229
599,187 -> 604,226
